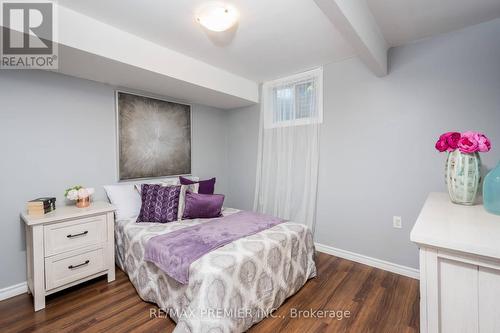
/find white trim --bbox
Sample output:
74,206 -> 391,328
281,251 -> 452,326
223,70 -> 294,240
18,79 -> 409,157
315,242 -> 420,280
262,67 -> 323,129
0,281 -> 28,301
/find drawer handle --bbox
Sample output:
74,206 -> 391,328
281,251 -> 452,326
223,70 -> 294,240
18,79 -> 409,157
66,231 -> 88,238
68,260 -> 90,270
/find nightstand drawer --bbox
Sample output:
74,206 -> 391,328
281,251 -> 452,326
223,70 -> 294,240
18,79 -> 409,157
44,215 -> 107,256
45,247 -> 106,290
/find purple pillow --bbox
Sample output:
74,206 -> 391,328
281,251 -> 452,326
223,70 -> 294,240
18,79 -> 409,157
179,176 -> 216,195
182,191 -> 224,219
137,184 -> 181,223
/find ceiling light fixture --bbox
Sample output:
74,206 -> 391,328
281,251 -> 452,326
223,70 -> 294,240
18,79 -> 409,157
196,4 -> 239,32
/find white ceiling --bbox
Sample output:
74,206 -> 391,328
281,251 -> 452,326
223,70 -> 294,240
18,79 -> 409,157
58,0 -> 500,83
367,0 -> 500,46
58,0 -> 354,82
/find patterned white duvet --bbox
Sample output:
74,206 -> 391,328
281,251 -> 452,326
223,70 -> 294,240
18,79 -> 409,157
115,208 -> 317,333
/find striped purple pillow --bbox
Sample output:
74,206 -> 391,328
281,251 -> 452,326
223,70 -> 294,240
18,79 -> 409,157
137,184 -> 181,223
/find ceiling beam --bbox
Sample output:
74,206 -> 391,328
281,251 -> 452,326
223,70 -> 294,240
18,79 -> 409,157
56,6 -> 259,103
314,0 -> 388,76
1,4 -> 259,108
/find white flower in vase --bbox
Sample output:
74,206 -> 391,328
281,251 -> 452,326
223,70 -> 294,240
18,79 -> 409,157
67,189 -> 79,201
77,188 -> 89,199
65,185 -> 94,208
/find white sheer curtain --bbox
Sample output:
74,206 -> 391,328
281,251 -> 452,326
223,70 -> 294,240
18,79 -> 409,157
254,68 -> 322,232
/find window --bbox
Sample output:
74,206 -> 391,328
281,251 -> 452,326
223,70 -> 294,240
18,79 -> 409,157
263,68 -> 323,128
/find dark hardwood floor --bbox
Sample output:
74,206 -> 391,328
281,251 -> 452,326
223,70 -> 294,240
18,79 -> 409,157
0,252 -> 419,332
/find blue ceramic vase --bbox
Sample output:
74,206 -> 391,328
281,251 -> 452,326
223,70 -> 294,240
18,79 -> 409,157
483,162 -> 500,215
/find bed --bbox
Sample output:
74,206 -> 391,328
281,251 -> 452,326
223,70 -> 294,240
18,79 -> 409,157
115,208 -> 317,333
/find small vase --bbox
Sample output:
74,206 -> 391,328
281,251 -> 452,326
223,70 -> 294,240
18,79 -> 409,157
483,162 -> 500,215
76,197 -> 90,208
445,150 -> 481,205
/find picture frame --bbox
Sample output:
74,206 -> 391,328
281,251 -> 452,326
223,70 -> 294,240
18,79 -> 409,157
115,90 -> 192,181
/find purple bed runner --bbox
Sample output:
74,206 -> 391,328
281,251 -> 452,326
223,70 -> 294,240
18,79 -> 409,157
144,211 -> 285,284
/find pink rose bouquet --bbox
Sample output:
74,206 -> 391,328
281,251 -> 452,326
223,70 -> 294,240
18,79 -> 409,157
435,131 -> 491,154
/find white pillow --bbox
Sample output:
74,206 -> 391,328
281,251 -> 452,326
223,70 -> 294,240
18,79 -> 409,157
178,183 -> 199,220
181,176 -> 199,182
163,177 -> 184,184
134,178 -> 180,193
103,184 -> 142,221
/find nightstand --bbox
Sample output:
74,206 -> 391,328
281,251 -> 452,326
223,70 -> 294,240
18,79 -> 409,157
21,201 -> 115,311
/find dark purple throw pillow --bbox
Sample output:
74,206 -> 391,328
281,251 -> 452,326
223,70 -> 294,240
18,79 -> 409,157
137,184 -> 181,223
182,191 -> 224,219
179,176 -> 216,194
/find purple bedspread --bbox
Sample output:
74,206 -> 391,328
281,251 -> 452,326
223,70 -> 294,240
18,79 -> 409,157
144,211 -> 285,284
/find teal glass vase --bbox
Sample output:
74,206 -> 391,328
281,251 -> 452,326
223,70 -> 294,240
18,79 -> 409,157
483,162 -> 500,215
445,150 -> 481,205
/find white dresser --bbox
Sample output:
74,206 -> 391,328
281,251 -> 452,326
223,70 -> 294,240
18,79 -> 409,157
411,193 -> 500,333
21,201 -> 115,311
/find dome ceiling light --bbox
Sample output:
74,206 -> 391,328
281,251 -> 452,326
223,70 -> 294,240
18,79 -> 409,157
196,4 -> 239,32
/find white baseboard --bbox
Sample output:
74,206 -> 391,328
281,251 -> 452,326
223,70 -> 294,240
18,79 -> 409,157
315,242 -> 420,280
0,281 -> 28,301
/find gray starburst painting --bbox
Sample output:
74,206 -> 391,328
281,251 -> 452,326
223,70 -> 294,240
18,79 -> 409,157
117,92 -> 191,180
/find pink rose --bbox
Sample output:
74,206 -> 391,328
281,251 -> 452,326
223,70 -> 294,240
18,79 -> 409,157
435,132 -> 461,152
435,136 -> 448,152
443,132 -> 461,151
458,131 -> 479,153
474,132 -> 491,152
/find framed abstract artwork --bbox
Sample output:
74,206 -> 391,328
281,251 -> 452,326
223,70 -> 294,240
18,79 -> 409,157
116,91 -> 191,181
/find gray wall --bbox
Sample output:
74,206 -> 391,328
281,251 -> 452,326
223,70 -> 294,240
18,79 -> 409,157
227,18 -> 500,269
1,18 -> 499,289
0,70 -> 229,288
225,104 -> 260,210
